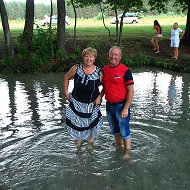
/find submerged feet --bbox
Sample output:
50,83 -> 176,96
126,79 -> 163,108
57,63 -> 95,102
87,137 -> 94,150
87,143 -> 93,151
113,143 -> 131,160
76,139 -> 94,151
122,150 -> 131,160
76,140 -> 82,149
114,143 -> 123,150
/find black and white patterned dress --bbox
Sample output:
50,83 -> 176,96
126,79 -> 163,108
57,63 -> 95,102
65,64 -> 102,140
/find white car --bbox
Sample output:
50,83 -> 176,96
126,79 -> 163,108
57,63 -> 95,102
39,15 -> 70,26
110,13 -> 139,24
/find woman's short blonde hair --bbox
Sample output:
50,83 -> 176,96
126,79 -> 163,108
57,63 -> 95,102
82,47 -> 97,58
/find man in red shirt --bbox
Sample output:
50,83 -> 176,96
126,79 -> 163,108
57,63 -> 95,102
97,46 -> 134,159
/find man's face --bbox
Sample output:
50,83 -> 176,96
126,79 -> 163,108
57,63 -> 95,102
109,48 -> 121,66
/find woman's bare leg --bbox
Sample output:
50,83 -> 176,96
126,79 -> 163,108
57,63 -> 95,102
76,140 -> 82,148
155,38 -> 160,53
151,37 -> 157,50
87,136 -> 94,150
174,47 -> 179,60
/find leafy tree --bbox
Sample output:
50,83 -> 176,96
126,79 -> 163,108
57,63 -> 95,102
148,0 -> 190,46
5,2 -> 25,19
74,0 -> 112,44
106,0 -> 143,46
0,0 -> 13,58
35,3 -> 57,19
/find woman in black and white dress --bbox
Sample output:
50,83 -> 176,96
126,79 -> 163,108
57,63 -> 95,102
64,47 -> 102,149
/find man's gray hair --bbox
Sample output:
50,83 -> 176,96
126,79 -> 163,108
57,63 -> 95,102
109,46 -> 122,56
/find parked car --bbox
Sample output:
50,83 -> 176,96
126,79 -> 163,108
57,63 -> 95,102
110,12 -> 139,24
39,15 -> 70,26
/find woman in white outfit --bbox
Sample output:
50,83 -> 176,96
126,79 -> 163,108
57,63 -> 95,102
170,22 -> 184,60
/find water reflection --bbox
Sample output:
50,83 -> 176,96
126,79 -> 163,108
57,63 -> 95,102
0,69 -> 190,190
0,73 -> 66,139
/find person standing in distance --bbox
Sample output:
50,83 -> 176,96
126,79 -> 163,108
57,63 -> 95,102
98,46 -> 134,159
151,20 -> 162,53
170,22 -> 184,60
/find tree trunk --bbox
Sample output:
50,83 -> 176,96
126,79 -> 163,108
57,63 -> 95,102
22,0 -> 34,50
99,2 -> 111,43
71,0 -> 77,50
117,1 -> 129,46
117,12 -> 125,46
49,0 -> 54,58
57,0 -> 66,51
183,3 -> 190,46
114,8 -> 119,44
0,0 -> 14,58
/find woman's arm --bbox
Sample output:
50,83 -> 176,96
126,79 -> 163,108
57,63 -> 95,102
180,29 -> 184,39
94,71 -> 104,106
64,65 -> 77,101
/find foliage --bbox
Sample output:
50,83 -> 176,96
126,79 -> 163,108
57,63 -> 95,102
15,27 -> 54,74
0,57 -> 14,74
122,54 -> 190,73
4,1 -> 25,19
148,0 -> 188,12
87,37 -> 100,49
3,0 -> 186,21
56,49 -> 79,63
122,53 -> 152,67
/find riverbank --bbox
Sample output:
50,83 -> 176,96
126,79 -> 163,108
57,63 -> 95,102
0,35 -> 190,74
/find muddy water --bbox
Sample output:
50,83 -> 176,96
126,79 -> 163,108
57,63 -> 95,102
0,68 -> 190,190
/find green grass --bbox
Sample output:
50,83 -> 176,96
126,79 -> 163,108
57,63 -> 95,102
0,15 -> 187,39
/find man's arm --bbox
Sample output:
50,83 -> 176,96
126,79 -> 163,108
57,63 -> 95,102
121,84 -> 134,118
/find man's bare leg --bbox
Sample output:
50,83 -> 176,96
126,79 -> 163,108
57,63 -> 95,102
114,135 -> 123,149
122,138 -> 131,160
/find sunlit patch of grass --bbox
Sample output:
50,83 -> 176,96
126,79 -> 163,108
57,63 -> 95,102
0,15 -> 187,40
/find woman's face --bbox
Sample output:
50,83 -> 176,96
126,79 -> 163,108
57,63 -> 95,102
173,23 -> 178,29
83,53 -> 95,66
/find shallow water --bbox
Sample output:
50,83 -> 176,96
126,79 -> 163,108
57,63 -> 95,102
0,68 -> 190,190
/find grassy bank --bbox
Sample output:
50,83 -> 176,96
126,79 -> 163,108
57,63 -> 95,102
0,15 -> 187,38
0,15 -> 190,74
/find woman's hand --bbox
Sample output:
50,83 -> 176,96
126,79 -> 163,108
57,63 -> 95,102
65,93 -> 71,101
94,95 -> 102,106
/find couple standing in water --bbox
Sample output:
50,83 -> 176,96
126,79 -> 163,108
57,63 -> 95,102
64,46 -> 134,160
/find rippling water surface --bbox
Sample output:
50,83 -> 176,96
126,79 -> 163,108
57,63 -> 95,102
0,68 -> 190,190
